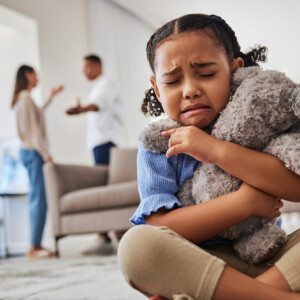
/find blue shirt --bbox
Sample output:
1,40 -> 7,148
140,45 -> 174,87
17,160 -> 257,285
131,143 -> 201,225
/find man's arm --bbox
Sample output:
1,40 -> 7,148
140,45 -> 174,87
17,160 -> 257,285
65,98 -> 99,115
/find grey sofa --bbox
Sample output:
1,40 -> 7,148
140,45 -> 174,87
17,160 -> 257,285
44,148 -> 139,256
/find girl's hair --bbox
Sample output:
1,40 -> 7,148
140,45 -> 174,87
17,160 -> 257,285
142,14 -> 268,117
11,65 -> 35,108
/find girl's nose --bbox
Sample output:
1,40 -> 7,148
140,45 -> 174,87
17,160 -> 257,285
182,78 -> 201,99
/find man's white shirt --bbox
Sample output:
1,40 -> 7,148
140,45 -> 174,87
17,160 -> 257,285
86,75 -> 123,150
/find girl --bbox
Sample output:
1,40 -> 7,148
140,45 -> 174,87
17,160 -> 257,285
12,65 -> 64,258
118,14 -> 300,300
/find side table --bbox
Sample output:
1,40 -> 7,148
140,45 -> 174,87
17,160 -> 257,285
0,192 -> 27,258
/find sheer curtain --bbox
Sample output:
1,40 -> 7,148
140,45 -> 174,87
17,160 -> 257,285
88,0 -> 155,147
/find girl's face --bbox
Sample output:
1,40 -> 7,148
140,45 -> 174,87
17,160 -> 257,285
151,31 -> 243,128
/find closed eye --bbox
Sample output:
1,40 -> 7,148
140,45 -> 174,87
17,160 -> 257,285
200,73 -> 215,78
165,79 -> 180,85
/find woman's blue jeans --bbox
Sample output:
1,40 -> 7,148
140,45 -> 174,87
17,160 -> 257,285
19,148 -> 47,247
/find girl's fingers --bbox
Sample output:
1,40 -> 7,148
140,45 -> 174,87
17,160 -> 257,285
166,145 -> 180,158
168,135 -> 183,148
161,128 -> 178,136
275,199 -> 283,210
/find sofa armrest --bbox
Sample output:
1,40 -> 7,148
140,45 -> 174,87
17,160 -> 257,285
43,163 -> 108,236
44,163 -> 108,196
282,200 -> 300,214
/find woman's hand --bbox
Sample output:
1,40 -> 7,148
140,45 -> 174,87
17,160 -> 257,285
49,85 -> 64,99
161,126 -> 222,162
238,183 -> 283,218
43,85 -> 64,109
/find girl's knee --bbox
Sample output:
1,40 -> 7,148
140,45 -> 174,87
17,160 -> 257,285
118,225 -> 169,286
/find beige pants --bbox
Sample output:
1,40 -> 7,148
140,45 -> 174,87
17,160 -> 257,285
118,225 -> 300,300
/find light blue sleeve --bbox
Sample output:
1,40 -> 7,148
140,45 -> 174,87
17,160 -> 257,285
130,143 -> 182,225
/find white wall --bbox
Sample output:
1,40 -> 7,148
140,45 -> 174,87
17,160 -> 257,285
196,0 -> 300,82
0,0 -> 92,165
0,5 -> 41,141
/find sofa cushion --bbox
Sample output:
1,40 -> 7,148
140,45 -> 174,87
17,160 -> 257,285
60,180 -> 140,214
108,148 -> 138,184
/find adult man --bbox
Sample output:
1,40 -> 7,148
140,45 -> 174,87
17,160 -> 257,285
66,54 -> 123,164
66,54 -> 123,254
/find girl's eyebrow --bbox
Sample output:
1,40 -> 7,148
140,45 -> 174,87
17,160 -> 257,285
162,62 -> 216,77
191,62 -> 216,68
162,66 -> 181,77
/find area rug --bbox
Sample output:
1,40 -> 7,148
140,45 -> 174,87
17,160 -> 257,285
0,255 -> 145,300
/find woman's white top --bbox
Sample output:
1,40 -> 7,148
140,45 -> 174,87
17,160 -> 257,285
14,90 -> 50,160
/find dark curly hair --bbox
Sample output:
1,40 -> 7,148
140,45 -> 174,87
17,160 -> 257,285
142,13 -> 268,117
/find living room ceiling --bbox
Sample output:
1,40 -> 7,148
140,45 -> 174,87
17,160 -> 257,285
109,0 -> 208,29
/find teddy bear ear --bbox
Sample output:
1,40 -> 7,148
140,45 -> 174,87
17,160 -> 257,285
138,117 -> 180,153
231,66 -> 261,92
290,85 -> 300,119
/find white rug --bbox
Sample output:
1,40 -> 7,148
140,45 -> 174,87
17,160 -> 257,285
0,255 -> 146,300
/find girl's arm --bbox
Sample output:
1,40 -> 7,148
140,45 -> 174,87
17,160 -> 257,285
162,126 -> 300,202
146,183 -> 282,244
212,139 -> 300,202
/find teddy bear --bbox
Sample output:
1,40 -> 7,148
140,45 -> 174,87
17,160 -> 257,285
139,66 -> 300,264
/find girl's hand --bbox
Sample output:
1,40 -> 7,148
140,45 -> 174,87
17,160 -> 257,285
238,183 -> 283,218
161,126 -> 222,162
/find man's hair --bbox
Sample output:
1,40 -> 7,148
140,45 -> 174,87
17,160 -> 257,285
84,54 -> 102,65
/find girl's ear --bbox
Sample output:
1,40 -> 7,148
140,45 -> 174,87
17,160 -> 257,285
231,57 -> 244,72
150,76 -> 161,101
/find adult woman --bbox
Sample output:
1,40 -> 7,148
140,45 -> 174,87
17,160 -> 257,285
12,65 -> 63,258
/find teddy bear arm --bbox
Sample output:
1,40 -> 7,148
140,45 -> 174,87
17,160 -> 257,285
176,178 -> 196,207
263,132 -> 300,176
233,223 -> 286,264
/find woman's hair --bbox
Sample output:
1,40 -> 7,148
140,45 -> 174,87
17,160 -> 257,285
142,13 -> 268,117
11,65 -> 35,108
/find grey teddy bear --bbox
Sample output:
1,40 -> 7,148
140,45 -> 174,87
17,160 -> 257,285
139,66 -> 300,264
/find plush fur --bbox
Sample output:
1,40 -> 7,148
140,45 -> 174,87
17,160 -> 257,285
139,66 -> 300,263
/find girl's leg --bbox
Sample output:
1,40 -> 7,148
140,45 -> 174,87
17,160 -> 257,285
256,230 -> 300,292
213,265 -> 300,300
205,229 -> 300,292
118,225 -> 225,299
118,225 -> 300,300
